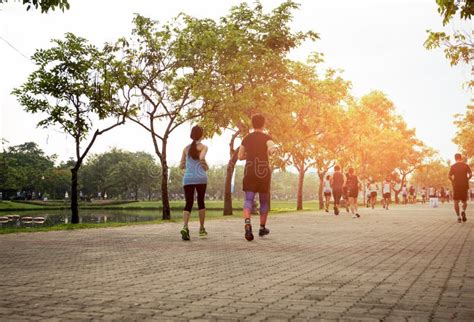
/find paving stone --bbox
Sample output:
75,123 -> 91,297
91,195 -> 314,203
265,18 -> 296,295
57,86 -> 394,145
0,204 -> 473,320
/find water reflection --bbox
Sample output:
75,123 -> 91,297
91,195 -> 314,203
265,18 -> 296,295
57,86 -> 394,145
0,210 -> 160,228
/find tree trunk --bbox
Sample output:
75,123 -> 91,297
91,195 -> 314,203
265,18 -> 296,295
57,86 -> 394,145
297,168 -> 305,211
71,167 -> 79,224
318,172 -> 325,210
223,151 -> 238,216
161,158 -> 171,220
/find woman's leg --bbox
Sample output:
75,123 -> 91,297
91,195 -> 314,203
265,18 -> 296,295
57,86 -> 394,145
196,184 -> 207,229
325,195 -> 330,211
349,197 -> 355,214
183,185 -> 195,228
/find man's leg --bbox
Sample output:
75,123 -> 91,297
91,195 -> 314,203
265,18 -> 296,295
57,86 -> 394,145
454,199 -> 460,222
333,191 -> 341,215
243,191 -> 256,241
461,199 -> 468,222
348,197 -> 355,214
258,193 -> 270,236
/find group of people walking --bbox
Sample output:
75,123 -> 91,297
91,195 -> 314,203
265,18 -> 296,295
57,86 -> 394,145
323,167 -> 362,218
178,114 -> 473,241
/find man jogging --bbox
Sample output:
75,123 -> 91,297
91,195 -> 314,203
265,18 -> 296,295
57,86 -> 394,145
238,114 -> 277,241
448,153 -> 472,223
330,165 -> 346,215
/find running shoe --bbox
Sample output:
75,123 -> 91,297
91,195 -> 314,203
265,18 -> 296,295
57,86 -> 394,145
461,211 -> 467,222
259,227 -> 270,237
325,209 -> 329,213
199,227 -> 208,236
245,223 -> 254,241
181,227 -> 190,241
457,217 -> 462,223
356,213 -> 360,218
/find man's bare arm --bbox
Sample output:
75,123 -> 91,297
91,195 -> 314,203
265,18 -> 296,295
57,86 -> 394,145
267,140 -> 277,156
238,145 -> 246,161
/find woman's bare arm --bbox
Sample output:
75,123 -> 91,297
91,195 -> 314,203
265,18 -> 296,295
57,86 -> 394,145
199,144 -> 209,171
179,148 -> 187,170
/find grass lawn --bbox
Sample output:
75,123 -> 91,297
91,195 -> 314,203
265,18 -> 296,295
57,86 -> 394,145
0,207 -> 317,234
0,199 -> 319,211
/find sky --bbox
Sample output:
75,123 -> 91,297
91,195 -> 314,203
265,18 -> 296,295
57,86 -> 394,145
0,0 -> 472,167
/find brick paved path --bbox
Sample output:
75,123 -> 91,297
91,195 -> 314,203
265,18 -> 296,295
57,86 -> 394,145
0,204 -> 473,321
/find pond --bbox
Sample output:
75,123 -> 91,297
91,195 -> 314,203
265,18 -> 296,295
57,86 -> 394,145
0,209 -> 223,229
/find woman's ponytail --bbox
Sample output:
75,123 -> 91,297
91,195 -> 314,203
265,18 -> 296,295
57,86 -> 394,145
189,125 -> 204,160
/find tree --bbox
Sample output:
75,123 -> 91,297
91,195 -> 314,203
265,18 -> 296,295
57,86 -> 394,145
453,104 -> 474,165
107,152 -> 159,201
278,58 -> 350,210
341,91 -> 432,204
424,0 -> 473,77
411,159 -> 451,190
13,33 -> 131,223
80,148 -> 131,198
199,1 -> 318,215
0,142 -> 55,194
0,0 -> 70,13
114,14 -> 220,219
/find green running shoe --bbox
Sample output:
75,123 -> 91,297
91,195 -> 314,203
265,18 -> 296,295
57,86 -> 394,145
181,227 -> 190,241
199,227 -> 208,237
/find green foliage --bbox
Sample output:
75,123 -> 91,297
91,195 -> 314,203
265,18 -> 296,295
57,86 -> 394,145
435,0 -> 473,25
453,104 -> 474,165
425,0 -> 473,67
199,0 -> 318,138
0,142 -> 55,192
411,159 -> 451,189
79,149 -> 160,200
0,0 -> 70,13
424,30 -> 472,66
12,33 -> 129,152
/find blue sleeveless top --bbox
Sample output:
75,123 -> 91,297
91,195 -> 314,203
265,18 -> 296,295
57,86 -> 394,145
182,151 -> 208,186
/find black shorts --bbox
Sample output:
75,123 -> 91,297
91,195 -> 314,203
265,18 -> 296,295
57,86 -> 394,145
453,188 -> 468,202
383,193 -> 390,199
348,191 -> 358,198
332,188 -> 343,204
370,192 -> 377,198
324,191 -> 332,197
242,173 -> 271,193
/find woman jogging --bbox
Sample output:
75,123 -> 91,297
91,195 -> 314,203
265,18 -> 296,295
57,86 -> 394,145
346,168 -> 361,218
323,175 -> 332,212
179,125 -> 209,241
331,165 -> 346,216
368,180 -> 378,209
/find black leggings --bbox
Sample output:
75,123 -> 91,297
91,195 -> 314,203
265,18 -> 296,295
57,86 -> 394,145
183,184 -> 207,212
